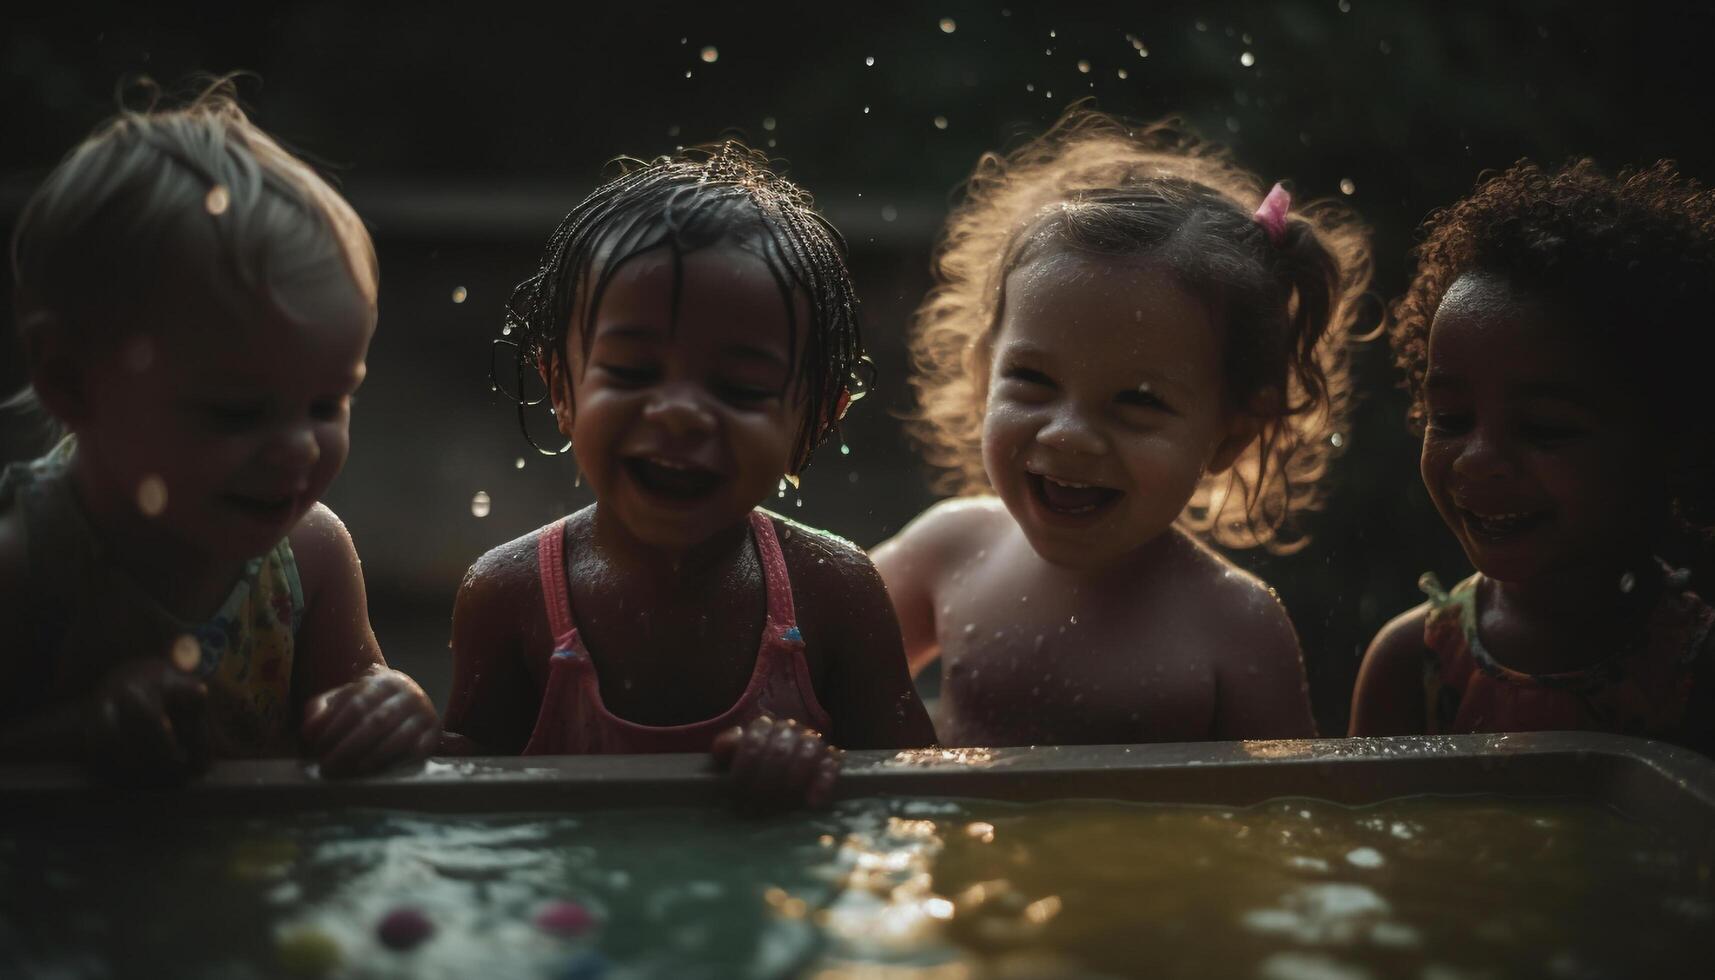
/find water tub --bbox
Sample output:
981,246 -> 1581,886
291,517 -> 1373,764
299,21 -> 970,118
4,732 -> 1713,978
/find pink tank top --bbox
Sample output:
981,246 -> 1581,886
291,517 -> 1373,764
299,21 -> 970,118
523,510 -> 833,755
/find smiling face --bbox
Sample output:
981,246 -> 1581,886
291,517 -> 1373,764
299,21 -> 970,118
981,249 -> 1254,570
550,243 -> 808,552
68,268 -> 374,564
1419,273 -> 1668,584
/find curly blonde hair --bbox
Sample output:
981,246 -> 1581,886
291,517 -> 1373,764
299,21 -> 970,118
907,107 -> 1371,553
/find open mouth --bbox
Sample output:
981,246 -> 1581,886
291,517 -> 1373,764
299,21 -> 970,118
223,493 -> 297,524
1029,473 -> 1122,517
1459,507 -> 1548,543
625,456 -> 721,502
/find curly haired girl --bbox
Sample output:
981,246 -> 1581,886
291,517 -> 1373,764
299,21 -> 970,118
1351,159 -> 1715,754
875,108 -> 1371,747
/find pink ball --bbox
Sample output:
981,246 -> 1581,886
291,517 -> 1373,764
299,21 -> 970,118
377,906 -> 435,950
535,900 -> 596,937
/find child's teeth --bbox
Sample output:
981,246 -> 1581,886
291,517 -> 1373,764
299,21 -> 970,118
1048,478 -> 1091,489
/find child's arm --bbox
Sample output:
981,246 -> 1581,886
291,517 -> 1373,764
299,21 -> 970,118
1347,604 -> 1432,736
794,535 -> 938,750
871,498 -> 997,678
442,538 -> 541,755
1210,586 -> 1319,740
290,505 -> 439,776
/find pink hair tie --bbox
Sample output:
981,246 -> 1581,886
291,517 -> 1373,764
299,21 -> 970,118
1252,182 -> 1292,246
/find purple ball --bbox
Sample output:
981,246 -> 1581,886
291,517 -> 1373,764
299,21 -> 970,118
535,900 -> 596,937
377,906 -> 435,950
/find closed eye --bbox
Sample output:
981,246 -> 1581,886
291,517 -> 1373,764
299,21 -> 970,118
1002,366 -> 1055,388
1425,412 -> 1472,435
717,382 -> 780,405
202,402 -> 266,431
598,363 -> 657,386
1116,387 -> 1173,414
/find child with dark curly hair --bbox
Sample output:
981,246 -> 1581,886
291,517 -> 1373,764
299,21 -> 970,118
1350,160 -> 1715,754
874,108 -> 1372,746
443,143 -> 935,808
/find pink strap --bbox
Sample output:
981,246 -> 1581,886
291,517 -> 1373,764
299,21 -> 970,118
1252,182 -> 1291,247
536,518 -> 577,644
750,511 -> 798,632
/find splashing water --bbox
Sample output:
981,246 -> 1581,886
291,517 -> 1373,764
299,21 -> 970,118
451,286 -> 468,304
470,491 -> 492,518
136,475 -> 168,518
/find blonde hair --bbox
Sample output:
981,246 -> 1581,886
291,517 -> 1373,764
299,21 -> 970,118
908,107 -> 1372,553
10,77 -> 376,399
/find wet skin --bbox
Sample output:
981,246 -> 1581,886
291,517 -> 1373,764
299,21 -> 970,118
875,252 -> 1316,746
1350,273 -> 1715,740
444,245 -> 935,771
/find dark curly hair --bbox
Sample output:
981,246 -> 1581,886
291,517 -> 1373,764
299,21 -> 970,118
501,141 -> 864,472
909,106 -> 1372,553
1389,159 -> 1715,533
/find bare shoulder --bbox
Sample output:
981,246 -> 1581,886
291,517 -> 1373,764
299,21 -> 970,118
770,511 -> 879,591
1348,601 -> 1434,736
456,523 -> 549,623
286,504 -> 360,600
872,495 -> 1008,568
1171,531 -> 1298,655
1362,602 -> 1434,673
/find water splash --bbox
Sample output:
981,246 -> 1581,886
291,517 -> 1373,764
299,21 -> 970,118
470,491 -> 492,518
452,286 -> 468,304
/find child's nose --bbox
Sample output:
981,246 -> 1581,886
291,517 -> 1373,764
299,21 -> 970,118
1449,426 -> 1511,481
264,421 -> 321,475
642,385 -> 717,435
1035,405 -> 1105,455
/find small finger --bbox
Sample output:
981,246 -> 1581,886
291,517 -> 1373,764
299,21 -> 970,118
317,687 -> 417,776
324,709 -> 434,778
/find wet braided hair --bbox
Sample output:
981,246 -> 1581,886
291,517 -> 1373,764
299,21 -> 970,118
500,141 -> 865,471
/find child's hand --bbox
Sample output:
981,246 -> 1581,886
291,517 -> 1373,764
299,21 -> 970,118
300,670 -> 438,778
82,659 -> 209,784
711,716 -> 842,812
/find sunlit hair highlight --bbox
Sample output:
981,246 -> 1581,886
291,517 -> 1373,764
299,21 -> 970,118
909,106 -> 1372,553
10,75 -> 378,417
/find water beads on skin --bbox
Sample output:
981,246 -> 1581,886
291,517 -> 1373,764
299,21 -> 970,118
534,899 -> 597,937
376,905 -> 435,950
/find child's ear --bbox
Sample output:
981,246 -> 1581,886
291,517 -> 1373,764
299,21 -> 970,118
24,321 -> 89,425
543,354 -> 575,441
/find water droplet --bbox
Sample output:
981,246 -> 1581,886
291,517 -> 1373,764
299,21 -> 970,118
1069,615 -> 1078,625
1076,59 -> 1091,73
839,442 -> 851,455
763,116 -> 777,131
1117,68 -> 1129,79
1239,51 -> 1255,67
1045,90 -> 1053,99
1137,45 -> 1149,58
862,106 -> 870,114
939,17 -> 956,34
1620,571 -> 1637,593
1330,432 -> 1346,448
470,491 -> 492,518
847,471 -> 858,483
1025,83 -> 1035,92
794,497 -> 803,508
573,471 -> 582,488
515,457 -> 526,469
204,185 -> 230,215
881,205 -> 898,222
700,46 -> 718,63
963,623 -> 976,635
684,70 -> 693,79
170,634 -> 201,672
1338,0 -> 1352,11
864,55 -> 875,66
1339,178 -> 1357,195
933,115 -> 948,130
451,286 -> 468,304
136,475 -> 168,517
1195,20 -> 1208,31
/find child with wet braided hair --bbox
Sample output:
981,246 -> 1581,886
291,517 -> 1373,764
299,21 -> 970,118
443,143 -> 936,808
1351,159 -> 1715,754
875,107 -> 1372,747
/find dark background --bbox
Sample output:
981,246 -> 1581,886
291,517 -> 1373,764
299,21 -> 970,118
4,1 -> 1713,734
